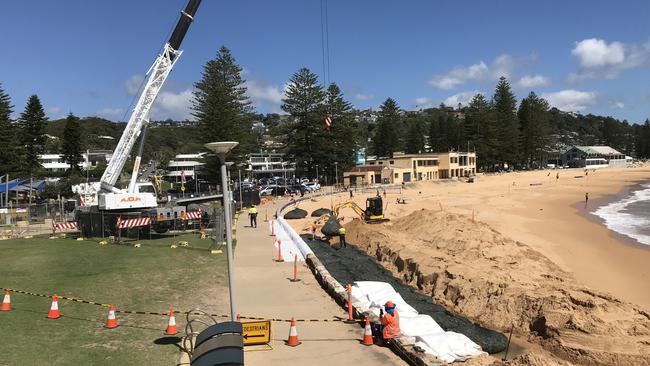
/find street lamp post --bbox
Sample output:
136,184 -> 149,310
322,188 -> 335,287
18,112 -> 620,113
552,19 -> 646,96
205,141 -> 239,321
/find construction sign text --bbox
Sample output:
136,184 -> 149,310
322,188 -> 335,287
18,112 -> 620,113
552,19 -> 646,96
242,320 -> 272,347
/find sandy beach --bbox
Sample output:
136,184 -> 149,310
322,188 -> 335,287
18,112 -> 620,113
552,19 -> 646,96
283,164 -> 650,364
292,165 -> 650,310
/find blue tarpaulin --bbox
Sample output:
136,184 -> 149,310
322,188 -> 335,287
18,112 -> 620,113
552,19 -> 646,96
0,179 -> 46,193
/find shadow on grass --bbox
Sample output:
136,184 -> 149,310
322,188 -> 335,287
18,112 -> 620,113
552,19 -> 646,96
154,336 -> 184,352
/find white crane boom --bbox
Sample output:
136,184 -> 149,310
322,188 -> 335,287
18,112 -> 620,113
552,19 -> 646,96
73,0 -> 201,210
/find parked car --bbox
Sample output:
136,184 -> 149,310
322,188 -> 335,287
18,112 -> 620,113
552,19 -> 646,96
303,182 -> 320,191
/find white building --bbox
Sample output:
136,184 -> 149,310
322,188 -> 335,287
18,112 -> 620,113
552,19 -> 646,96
246,152 -> 295,177
39,151 -> 113,173
166,153 -> 205,183
562,146 -> 627,169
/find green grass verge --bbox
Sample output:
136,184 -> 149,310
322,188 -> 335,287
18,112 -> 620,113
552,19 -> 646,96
0,233 -> 230,365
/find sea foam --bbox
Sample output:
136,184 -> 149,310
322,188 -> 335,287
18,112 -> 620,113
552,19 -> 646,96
592,183 -> 650,246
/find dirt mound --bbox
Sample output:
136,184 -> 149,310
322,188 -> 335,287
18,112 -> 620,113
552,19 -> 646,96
311,208 -> 332,217
346,209 -> 650,365
284,208 -> 308,219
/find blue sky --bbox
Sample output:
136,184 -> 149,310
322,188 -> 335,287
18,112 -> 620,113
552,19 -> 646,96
1,0 -> 649,123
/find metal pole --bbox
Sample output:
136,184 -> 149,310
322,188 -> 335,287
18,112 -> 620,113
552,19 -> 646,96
238,169 -> 243,210
335,163 -> 338,187
219,153 -> 237,321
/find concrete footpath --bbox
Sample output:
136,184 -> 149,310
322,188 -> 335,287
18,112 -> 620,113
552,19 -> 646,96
234,203 -> 405,365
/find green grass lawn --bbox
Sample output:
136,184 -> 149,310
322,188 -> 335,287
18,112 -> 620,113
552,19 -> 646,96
0,233 -> 229,366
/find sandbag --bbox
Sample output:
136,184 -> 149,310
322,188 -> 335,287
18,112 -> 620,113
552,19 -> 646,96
284,208 -> 308,220
320,215 -> 341,236
311,208 -> 332,217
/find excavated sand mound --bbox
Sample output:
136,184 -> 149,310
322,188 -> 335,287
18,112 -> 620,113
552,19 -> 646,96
346,209 -> 650,365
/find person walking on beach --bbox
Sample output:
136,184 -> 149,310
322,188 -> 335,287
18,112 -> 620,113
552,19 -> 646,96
350,189 -> 353,198
338,226 -> 346,248
556,172 -> 559,180
585,192 -> 589,208
248,205 -> 258,228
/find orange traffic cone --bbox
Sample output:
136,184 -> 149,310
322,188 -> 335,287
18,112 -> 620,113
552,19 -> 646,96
264,210 -> 269,222
362,318 -> 374,346
165,308 -> 177,335
285,318 -> 301,346
270,220 -> 275,236
236,313 -> 241,322
47,295 -> 60,319
1,289 -> 11,311
105,305 -> 118,329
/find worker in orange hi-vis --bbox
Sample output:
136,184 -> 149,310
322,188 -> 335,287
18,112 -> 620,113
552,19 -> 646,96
379,301 -> 400,346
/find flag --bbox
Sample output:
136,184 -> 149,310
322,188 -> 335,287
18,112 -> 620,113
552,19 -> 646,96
324,115 -> 332,132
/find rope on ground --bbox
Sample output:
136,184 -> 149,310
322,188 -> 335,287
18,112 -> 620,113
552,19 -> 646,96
1,287 -> 364,322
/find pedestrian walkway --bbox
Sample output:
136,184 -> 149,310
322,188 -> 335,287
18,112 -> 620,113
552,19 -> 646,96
234,201 -> 405,365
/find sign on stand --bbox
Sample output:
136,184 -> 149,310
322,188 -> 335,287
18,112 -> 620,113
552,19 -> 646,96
242,320 -> 272,350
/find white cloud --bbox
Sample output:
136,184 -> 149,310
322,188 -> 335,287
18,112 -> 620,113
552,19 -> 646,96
429,54 -> 534,90
610,101 -> 625,109
46,106 -> 62,116
151,89 -> 194,120
354,93 -> 375,101
124,74 -> 145,96
515,74 -> 551,89
96,107 -> 124,119
572,38 -> 625,68
569,38 -> 650,81
442,90 -> 483,107
414,97 -> 433,109
541,90 -> 597,112
245,79 -> 283,106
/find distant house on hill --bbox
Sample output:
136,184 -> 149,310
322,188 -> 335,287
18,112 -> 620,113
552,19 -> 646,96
562,146 -> 627,168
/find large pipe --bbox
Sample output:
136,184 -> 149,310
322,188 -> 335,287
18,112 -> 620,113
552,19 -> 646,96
168,0 -> 202,52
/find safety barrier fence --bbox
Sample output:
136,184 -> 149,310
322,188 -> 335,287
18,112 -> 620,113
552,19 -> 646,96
1,287 -> 363,323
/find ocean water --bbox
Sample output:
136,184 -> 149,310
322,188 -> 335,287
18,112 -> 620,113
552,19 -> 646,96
592,183 -> 650,246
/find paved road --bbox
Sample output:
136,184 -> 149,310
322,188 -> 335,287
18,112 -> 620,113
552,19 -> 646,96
234,200 -> 405,365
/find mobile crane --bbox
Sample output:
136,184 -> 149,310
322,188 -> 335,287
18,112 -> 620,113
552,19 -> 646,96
72,0 -> 202,235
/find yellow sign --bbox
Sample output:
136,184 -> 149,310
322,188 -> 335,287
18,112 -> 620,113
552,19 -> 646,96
180,185 -> 186,192
242,320 -> 272,347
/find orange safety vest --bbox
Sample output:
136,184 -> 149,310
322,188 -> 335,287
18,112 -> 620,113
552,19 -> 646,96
381,310 -> 400,339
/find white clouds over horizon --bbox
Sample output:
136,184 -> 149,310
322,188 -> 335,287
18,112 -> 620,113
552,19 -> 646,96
569,38 -> 650,81
124,74 -> 145,96
151,89 -> 194,120
245,79 -> 284,107
515,74 -> 551,89
541,90 -> 597,112
96,107 -> 124,119
429,54 -> 536,90
414,97 -> 433,109
442,91 -> 483,107
354,93 -> 375,101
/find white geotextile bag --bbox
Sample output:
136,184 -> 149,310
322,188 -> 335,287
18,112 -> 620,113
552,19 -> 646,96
415,332 -> 487,364
352,281 -> 486,363
400,314 -> 444,336
352,281 -> 417,316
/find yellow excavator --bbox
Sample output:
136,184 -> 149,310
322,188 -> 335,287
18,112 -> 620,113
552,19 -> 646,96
332,196 -> 389,224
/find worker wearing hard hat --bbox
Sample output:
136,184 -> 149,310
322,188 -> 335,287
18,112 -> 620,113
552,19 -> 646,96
380,301 -> 400,345
338,226 -> 346,248
248,205 -> 258,228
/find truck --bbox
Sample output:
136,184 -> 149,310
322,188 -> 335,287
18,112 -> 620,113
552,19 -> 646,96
72,0 -> 202,237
